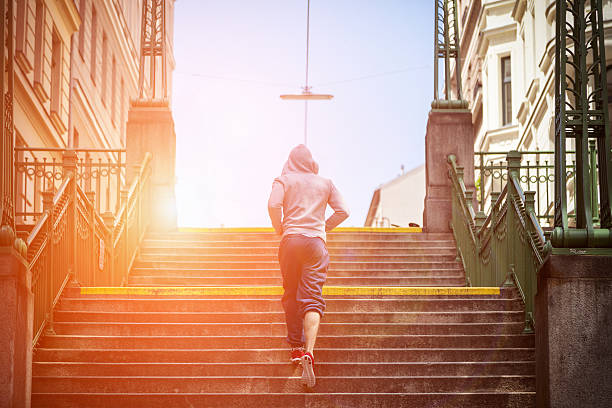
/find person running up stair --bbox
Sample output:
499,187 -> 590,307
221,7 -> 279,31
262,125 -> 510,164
267,144 -> 350,389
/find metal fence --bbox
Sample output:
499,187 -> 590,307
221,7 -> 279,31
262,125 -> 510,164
474,146 -> 601,227
27,153 -> 151,346
15,148 -> 125,223
449,151 -> 549,331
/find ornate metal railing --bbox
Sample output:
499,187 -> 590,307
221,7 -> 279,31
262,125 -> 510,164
27,176 -> 74,347
475,144 -> 600,227
14,148 -> 125,223
449,151 -> 551,331
27,152 -> 152,346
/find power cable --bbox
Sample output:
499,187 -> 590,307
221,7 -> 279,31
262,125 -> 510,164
174,65 -> 432,88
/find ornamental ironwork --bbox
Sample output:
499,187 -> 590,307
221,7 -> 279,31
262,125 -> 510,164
138,0 -> 169,101
14,148 -> 126,223
432,0 -> 467,109
554,0 -> 612,247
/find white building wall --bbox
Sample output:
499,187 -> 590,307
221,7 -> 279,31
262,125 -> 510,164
368,165 -> 425,228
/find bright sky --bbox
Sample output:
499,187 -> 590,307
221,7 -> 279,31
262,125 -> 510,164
172,0 -> 433,227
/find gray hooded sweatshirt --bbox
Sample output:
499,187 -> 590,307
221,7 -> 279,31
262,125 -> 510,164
267,145 -> 349,241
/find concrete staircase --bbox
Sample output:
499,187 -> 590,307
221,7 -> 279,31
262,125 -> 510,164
32,229 -> 535,407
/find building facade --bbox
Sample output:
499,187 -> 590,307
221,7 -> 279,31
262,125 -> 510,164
365,164 -> 425,228
455,0 -> 612,223
12,0 -> 175,223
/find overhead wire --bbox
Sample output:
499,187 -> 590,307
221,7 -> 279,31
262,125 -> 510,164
174,65 -> 433,89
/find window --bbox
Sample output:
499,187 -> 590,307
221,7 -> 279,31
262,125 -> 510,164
101,33 -> 108,105
78,0 -> 86,58
34,0 -> 46,94
90,6 -> 97,83
120,78 -> 126,145
15,0 -> 30,69
501,56 -> 512,125
111,56 -> 117,125
50,30 -> 62,115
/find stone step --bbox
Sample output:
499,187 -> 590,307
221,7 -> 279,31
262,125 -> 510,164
58,297 -> 523,313
30,391 -> 536,408
39,334 -> 535,349
126,276 -> 466,286
144,232 -> 455,241
32,375 -> 535,393
136,253 -> 458,262
140,246 -> 458,255
133,260 -> 462,270
34,347 -> 535,363
29,226 -> 539,408
32,361 -> 536,377
142,239 -> 457,248
61,286 -> 520,300
53,310 -> 525,324
49,322 -> 525,336
129,267 -> 464,278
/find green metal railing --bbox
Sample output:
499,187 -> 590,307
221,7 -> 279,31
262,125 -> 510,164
449,151 -> 551,331
476,143 -> 601,228
553,0 -> 612,248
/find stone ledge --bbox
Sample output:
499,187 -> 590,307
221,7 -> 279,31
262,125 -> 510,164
539,254 -> 612,279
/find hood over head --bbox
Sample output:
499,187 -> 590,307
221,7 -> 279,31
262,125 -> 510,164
282,144 -> 319,175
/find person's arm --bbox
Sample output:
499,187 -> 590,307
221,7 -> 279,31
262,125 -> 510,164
267,179 -> 284,235
325,181 -> 350,232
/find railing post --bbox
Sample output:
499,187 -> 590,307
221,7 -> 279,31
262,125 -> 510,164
474,211 -> 486,229
86,191 -> 96,285
63,150 -> 78,281
134,164 -> 142,243
507,151 -> 522,187
491,191 -> 501,207
456,166 -> 465,190
490,191 -> 501,233
120,189 -> 129,286
478,153 -> 485,211
524,191 -> 536,214
102,212 -> 115,285
42,190 -> 55,335
523,190 -> 536,333
506,151 -> 521,279
589,139 -> 599,223
464,189 -> 475,219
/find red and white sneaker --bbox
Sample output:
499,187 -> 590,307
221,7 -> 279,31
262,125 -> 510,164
301,351 -> 316,388
290,346 -> 305,363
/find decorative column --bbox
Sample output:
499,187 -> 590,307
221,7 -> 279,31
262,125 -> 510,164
0,0 -> 32,406
126,0 -> 176,231
423,0 -> 474,232
535,2 -> 612,407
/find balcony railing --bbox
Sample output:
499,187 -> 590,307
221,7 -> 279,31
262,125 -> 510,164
474,145 -> 601,228
27,152 -> 151,346
15,148 -> 125,224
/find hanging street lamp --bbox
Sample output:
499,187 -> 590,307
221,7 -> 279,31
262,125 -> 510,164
280,0 -> 333,145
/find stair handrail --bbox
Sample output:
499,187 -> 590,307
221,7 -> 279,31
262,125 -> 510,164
26,153 -> 153,346
27,175 -> 75,346
448,151 -> 551,331
107,152 -> 152,286
447,154 -> 480,280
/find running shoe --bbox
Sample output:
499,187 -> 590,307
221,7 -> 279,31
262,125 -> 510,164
290,346 -> 305,363
301,351 -> 316,388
